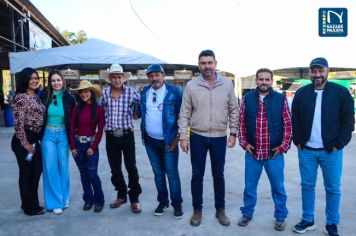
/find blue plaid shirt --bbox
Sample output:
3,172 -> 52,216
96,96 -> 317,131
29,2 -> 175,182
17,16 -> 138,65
101,85 -> 140,131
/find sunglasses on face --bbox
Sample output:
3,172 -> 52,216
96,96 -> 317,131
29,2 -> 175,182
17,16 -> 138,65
52,94 -> 58,106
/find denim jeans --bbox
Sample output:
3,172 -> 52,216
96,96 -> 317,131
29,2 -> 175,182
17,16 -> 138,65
144,134 -> 182,207
41,127 -> 70,210
74,139 -> 105,206
190,132 -> 227,210
240,152 -> 288,221
298,148 -> 343,225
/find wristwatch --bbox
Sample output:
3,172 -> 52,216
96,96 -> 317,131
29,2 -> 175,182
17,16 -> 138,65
229,133 -> 236,137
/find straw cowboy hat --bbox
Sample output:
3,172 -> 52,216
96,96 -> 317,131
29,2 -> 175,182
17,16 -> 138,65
101,63 -> 131,83
71,80 -> 102,99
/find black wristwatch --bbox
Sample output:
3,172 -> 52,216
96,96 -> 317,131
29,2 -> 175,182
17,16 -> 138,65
229,133 -> 236,137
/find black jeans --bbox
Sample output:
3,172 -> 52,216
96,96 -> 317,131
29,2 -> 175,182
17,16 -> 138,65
11,131 -> 43,215
106,131 -> 142,203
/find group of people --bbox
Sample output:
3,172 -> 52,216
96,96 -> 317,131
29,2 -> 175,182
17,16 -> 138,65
10,50 -> 354,236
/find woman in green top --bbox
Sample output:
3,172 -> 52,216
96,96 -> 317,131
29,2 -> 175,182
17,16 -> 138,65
41,70 -> 75,215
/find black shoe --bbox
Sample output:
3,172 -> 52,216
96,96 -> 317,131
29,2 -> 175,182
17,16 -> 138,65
83,203 -> 93,211
293,220 -> 316,233
324,224 -> 339,236
274,220 -> 286,231
173,205 -> 183,218
94,205 -> 104,213
154,203 -> 168,216
237,216 -> 251,226
23,209 -> 45,216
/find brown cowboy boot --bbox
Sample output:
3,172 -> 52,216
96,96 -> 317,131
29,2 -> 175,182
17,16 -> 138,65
190,210 -> 202,226
215,208 -> 230,226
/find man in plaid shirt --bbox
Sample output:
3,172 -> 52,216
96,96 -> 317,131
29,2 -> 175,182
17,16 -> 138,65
101,64 -> 142,213
237,68 -> 292,231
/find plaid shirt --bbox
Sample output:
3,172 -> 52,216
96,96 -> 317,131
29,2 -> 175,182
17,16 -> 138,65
101,85 -> 140,131
238,96 -> 292,160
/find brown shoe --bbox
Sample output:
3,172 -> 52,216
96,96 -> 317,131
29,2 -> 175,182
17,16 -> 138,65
190,210 -> 202,226
131,203 -> 142,213
215,208 -> 230,226
110,198 -> 127,208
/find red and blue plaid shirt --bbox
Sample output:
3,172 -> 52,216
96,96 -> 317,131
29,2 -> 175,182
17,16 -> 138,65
101,85 -> 140,131
238,96 -> 292,160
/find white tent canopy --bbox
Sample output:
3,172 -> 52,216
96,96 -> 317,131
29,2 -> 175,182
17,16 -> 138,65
8,38 -> 172,74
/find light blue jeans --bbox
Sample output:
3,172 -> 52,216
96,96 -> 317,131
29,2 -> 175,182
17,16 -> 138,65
298,148 -> 343,225
240,152 -> 288,221
41,127 -> 70,210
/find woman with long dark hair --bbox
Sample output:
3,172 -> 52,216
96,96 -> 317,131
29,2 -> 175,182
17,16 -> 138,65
41,70 -> 75,215
11,68 -> 46,216
70,80 -> 105,213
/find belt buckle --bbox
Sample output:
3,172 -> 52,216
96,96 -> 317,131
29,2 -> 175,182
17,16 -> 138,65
78,136 -> 88,143
113,129 -> 123,137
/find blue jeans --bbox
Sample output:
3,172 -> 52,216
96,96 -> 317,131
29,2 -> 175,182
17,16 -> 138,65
41,127 -> 70,210
298,148 -> 343,225
74,139 -> 105,206
240,152 -> 288,221
190,132 -> 227,210
144,135 -> 182,207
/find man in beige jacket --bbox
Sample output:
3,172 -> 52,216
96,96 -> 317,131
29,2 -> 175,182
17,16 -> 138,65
178,49 -> 239,227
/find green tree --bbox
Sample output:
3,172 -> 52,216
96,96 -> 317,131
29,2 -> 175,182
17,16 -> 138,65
76,30 -> 88,44
61,30 -> 87,45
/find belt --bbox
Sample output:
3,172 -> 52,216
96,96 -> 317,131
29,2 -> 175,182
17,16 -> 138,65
303,145 -> 325,151
107,129 -> 132,138
24,126 -> 42,133
76,135 -> 95,143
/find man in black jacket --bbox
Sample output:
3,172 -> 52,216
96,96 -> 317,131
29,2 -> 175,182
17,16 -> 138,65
292,57 -> 354,236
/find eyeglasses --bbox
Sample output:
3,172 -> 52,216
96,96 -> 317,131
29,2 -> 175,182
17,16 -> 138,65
52,94 -> 58,106
152,92 -> 157,103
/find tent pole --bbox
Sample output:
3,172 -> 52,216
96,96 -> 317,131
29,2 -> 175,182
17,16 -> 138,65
10,8 -> 16,94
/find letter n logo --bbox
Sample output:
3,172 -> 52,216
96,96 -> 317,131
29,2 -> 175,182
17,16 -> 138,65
319,8 -> 347,37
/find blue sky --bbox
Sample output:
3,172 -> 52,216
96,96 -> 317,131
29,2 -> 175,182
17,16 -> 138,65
30,0 -> 356,76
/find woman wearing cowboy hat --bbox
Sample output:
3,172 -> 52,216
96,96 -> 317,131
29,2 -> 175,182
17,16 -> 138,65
69,80 -> 105,213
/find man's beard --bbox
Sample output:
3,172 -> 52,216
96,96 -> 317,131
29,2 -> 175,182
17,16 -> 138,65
151,81 -> 160,89
311,76 -> 327,87
201,69 -> 214,78
257,85 -> 270,93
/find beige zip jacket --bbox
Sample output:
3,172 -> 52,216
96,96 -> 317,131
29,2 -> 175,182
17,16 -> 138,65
178,74 -> 239,139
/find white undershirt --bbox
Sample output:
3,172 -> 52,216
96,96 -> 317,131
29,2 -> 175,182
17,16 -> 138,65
306,90 -> 324,148
145,84 -> 166,140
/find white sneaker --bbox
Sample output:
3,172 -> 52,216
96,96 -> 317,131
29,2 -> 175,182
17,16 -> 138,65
53,208 -> 62,215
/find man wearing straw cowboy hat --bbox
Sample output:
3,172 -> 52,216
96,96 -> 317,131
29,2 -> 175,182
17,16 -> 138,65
101,63 -> 142,213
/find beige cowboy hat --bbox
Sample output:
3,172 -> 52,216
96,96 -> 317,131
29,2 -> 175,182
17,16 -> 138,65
101,63 -> 131,83
71,80 -> 102,99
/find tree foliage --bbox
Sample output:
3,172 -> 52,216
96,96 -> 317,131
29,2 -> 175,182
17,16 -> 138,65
61,30 -> 88,45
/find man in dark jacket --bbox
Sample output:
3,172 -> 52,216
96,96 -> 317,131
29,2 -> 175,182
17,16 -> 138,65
237,68 -> 292,231
292,57 -> 355,236
137,64 -> 183,218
